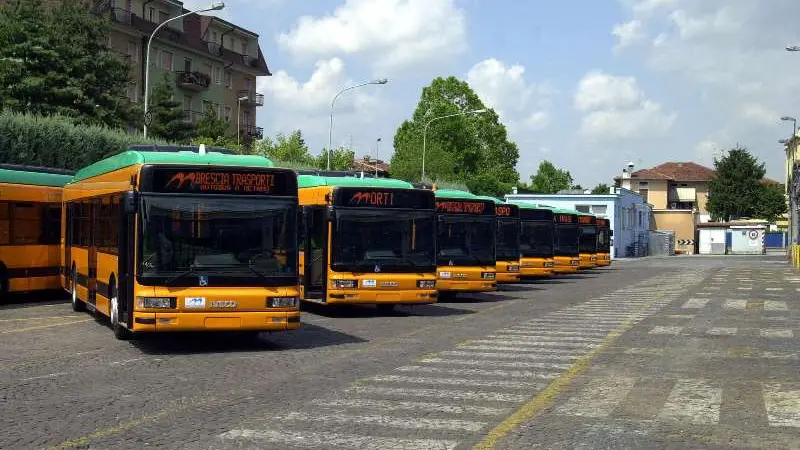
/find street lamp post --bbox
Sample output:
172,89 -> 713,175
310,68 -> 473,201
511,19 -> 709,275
421,109 -> 488,182
237,95 -> 249,147
375,137 -> 381,176
143,2 -> 224,138
327,79 -> 389,170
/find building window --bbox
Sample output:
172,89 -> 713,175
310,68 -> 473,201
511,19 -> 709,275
575,205 -> 591,213
241,41 -> 247,55
202,100 -> 212,115
159,10 -> 169,23
148,7 -> 156,22
215,66 -> 222,85
127,83 -> 137,102
203,62 -> 212,77
161,51 -> 173,70
184,58 -> 192,72
224,105 -> 231,121
639,189 -> 648,202
183,95 -> 192,112
224,71 -> 232,88
244,77 -> 252,90
638,181 -> 649,189
127,40 -> 138,62
243,110 -> 251,126
592,205 -> 607,215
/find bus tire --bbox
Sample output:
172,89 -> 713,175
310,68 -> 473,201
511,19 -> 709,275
71,266 -> 85,312
0,265 -> 8,303
109,279 -> 130,341
376,304 -> 395,313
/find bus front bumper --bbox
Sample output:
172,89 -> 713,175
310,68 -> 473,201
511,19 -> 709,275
495,261 -> 521,284
325,289 -> 437,305
519,259 -> 555,278
595,254 -> 612,266
131,310 -> 300,333
579,254 -> 598,270
552,257 -> 580,274
437,280 -> 497,292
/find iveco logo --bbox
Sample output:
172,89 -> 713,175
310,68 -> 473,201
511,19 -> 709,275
210,301 -> 237,308
454,273 -> 467,279
380,281 -> 399,287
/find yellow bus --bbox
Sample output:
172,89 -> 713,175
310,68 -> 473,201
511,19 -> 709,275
298,175 -> 437,311
479,197 -> 519,284
515,203 -> 555,277
0,164 -> 73,301
595,217 -> 612,267
576,212 -> 598,269
62,145 -> 300,339
544,207 -> 581,274
434,190 -> 497,296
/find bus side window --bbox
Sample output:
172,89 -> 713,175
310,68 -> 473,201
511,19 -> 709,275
0,202 -> 8,245
11,202 -> 42,245
41,203 -> 61,245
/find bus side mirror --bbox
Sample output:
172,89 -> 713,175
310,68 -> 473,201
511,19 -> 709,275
123,191 -> 137,214
609,230 -> 614,237
326,206 -> 336,222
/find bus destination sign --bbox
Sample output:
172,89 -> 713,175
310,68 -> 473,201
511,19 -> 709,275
520,208 -> 552,222
436,200 -> 493,216
596,218 -> 609,227
495,204 -> 518,218
333,187 -> 435,209
554,213 -> 575,224
142,166 -> 297,196
577,215 -> 596,225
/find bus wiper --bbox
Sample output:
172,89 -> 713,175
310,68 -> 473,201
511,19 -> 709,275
164,265 -> 198,286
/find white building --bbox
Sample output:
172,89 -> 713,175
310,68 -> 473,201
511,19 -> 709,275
505,187 -> 652,258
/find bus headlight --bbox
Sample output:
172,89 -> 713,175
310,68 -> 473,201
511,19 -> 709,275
267,296 -> 299,308
481,272 -> 496,279
507,265 -> 520,272
417,280 -> 436,288
333,279 -> 357,289
136,296 -> 175,309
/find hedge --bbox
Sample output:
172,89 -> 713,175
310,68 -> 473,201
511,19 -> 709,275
0,110 -> 167,170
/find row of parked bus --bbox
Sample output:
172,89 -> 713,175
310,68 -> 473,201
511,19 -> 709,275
0,145 -> 611,339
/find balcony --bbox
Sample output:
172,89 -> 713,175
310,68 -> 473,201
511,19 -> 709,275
182,110 -> 207,124
175,71 -> 211,91
238,90 -> 264,107
205,41 -> 222,56
241,124 -> 263,140
110,8 -> 132,25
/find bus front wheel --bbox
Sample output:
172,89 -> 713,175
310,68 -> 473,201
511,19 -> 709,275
71,267 -> 85,312
109,280 -> 130,341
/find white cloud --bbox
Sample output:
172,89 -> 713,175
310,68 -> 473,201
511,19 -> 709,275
739,103 -> 780,128
466,58 -> 555,133
277,0 -> 467,72
612,20 -> 645,49
574,71 -> 676,140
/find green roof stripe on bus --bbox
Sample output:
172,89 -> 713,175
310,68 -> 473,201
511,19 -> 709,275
0,168 -> 73,187
434,189 -> 481,200
474,195 -> 505,204
71,150 -> 275,183
297,175 -> 414,189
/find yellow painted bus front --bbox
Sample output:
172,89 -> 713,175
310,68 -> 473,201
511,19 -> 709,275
578,253 -> 598,270
492,203 -> 520,284
494,260 -> 520,284
552,255 -> 580,274
520,257 -> 555,277
551,210 -> 581,274
577,213 -> 599,270
517,206 -> 556,278
63,151 -> 301,338
596,218 -> 612,267
298,181 -> 438,307
437,265 -> 497,291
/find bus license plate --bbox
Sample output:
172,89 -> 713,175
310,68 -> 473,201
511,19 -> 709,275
440,272 -> 452,278
362,279 -> 377,288
185,297 -> 206,308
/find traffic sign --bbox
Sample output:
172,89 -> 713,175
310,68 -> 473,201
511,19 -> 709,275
144,111 -> 152,127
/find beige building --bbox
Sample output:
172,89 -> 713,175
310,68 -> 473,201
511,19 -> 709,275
617,162 -> 715,254
104,0 -> 269,141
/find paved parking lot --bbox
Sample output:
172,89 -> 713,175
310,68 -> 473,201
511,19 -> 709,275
0,256 -> 798,449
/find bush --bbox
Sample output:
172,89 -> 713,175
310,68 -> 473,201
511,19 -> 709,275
0,110 -> 167,170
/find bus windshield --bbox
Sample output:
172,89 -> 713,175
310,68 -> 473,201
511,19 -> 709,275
579,225 -> 598,253
496,218 -> 520,261
520,221 -> 553,258
138,195 -> 297,286
332,209 -> 437,273
597,227 -> 610,252
438,215 -> 495,266
554,223 -> 579,256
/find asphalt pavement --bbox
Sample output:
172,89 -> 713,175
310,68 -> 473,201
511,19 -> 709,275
0,255 -> 797,450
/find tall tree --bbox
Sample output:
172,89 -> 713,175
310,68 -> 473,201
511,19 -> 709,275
529,161 -> 573,193
591,183 -> 611,194
754,183 -> 788,222
316,146 -> 355,170
148,73 -> 195,143
391,76 -> 520,192
0,0 -> 137,129
707,146 -> 771,221
194,104 -> 230,142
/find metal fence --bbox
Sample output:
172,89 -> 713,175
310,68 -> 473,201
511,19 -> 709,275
649,230 -> 675,256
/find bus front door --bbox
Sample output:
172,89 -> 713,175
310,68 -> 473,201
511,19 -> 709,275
303,206 -> 327,301
87,199 -> 99,312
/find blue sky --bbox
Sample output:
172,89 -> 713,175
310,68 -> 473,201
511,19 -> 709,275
188,0 -> 800,187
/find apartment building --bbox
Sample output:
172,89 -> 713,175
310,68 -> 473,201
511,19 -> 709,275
103,0 -> 268,141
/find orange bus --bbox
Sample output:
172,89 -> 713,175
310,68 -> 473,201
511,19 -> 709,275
576,212 -> 598,269
516,203 -> 555,277
0,164 -> 73,301
484,198 -> 520,284
546,207 -> 581,274
63,146 -> 301,339
297,175 -> 437,311
434,190 -> 497,295
596,217 -> 612,266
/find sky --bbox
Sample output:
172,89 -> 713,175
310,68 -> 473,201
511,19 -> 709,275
185,0 -> 800,187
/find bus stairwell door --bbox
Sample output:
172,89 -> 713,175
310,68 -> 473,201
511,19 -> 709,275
303,206 -> 327,301
87,199 -> 99,311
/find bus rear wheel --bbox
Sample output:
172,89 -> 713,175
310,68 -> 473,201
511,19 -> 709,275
109,281 -> 130,341
71,267 -> 84,312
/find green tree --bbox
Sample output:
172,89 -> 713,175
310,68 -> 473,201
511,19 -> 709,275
707,146 -> 769,221
148,73 -> 195,143
754,183 -> 788,222
194,104 -> 230,142
591,183 -> 610,194
529,161 -> 573,193
390,76 -> 519,188
316,146 -> 355,170
0,0 -> 138,129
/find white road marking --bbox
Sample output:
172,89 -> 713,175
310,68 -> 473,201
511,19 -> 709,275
21,371 -> 68,382
219,429 -> 460,449
706,327 -> 738,336
498,329 -> 608,338
556,376 -> 638,417
764,301 -> 789,311
419,358 -> 571,371
658,379 -> 722,425
761,329 -> 794,339
310,398 -> 509,416
367,374 -> 538,390
766,288 -> 784,291
486,334 -> 604,343
723,299 -> 748,310
763,384 -> 800,428
454,345 -> 582,356
109,358 -> 144,366
438,350 -> 578,361
346,386 -> 529,403
649,326 -> 683,335
468,339 -> 596,349
395,365 -> 558,380
270,411 -> 487,432
682,298 -> 710,309
624,347 -> 664,356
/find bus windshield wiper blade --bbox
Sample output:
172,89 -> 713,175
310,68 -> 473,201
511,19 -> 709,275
164,265 -> 197,286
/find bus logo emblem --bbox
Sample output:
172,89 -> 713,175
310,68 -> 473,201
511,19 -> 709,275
374,265 -> 381,273
199,276 -> 208,286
